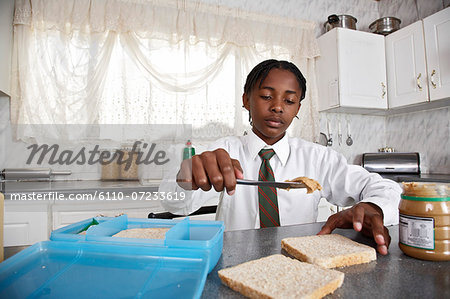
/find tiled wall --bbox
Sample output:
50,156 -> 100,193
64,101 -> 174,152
200,0 -> 449,37
379,0 -> 450,28
319,108 -> 450,174
318,112 -> 386,165
385,107 -> 450,174
200,0 -> 380,36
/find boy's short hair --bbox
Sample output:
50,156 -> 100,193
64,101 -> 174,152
244,59 -> 307,101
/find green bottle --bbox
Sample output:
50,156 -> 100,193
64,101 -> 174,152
183,140 -> 195,160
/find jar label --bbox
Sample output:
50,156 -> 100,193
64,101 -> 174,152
399,214 -> 434,250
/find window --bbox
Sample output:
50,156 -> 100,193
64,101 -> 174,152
12,0 -> 319,142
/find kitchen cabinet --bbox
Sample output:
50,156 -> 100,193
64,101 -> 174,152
386,7 -> 450,109
3,201 -> 49,247
423,6 -> 450,101
3,194 -> 166,246
317,198 -> 337,222
317,28 -> 388,112
386,21 -> 428,108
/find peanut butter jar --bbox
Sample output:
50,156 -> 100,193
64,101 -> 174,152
399,182 -> 450,261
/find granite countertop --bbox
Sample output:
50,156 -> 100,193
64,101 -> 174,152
204,223 -> 449,298
381,173 -> 450,183
1,179 -> 161,198
2,173 -> 447,198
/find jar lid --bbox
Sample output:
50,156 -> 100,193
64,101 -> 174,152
402,182 -> 449,200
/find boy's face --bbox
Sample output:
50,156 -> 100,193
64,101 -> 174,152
243,68 -> 302,145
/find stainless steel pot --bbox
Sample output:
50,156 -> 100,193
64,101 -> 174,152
369,17 -> 401,35
324,14 -> 357,31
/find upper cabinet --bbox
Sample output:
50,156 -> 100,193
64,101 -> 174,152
318,7 -> 450,113
386,21 -> 428,108
317,28 -> 388,112
386,7 -> 450,109
423,7 -> 450,102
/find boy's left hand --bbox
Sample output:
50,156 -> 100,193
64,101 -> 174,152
317,202 -> 391,255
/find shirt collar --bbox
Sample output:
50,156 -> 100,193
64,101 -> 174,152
244,129 -> 290,166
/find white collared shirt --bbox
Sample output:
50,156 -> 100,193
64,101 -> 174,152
160,130 -> 402,231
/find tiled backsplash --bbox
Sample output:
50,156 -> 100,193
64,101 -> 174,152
320,107 -> 450,173
386,107 -> 450,174
319,113 -> 386,165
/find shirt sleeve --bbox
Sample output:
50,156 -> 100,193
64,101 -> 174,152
318,148 -> 402,226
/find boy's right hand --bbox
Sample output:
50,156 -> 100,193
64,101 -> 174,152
176,148 -> 244,195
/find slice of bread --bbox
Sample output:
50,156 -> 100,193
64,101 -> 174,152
281,234 -> 376,268
112,227 -> 170,239
218,254 -> 344,299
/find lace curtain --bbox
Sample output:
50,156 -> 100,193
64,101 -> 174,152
11,0 -> 320,142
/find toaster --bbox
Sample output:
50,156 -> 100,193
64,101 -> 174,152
361,152 -> 420,174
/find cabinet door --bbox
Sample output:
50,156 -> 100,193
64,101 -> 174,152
317,29 -> 340,111
386,21 -> 428,108
424,7 -> 450,101
4,201 -> 49,246
337,29 -> 388,109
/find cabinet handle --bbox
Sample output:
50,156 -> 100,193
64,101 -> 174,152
416,73 -> 422,91
430,69 -> 437,89
381,82 -> 386,99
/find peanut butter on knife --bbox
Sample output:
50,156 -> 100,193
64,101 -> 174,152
285,177 -> 322,193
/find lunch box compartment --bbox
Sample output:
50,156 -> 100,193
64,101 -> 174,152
49,217 -> 110,241
50,215 -> 224,273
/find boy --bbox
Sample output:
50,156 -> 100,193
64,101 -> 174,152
160,59 -> 402,255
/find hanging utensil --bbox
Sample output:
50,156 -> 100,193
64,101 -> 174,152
346,120 -> 353,146
327,119 -> 333,146
338,121 -> 342,146
317,132 -> 328,146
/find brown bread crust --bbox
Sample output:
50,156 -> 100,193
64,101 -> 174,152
281,234 -> 376,268
218,254 -> 344,299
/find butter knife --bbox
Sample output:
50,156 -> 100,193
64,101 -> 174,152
236,179 -> 307,190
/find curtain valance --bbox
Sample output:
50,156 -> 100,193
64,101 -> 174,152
14,0 -> 319,59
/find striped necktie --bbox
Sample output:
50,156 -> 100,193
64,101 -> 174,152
258,149 -> 280,227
